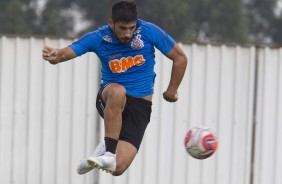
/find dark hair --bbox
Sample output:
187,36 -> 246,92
111,1 -> 137,23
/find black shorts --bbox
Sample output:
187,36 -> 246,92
96,85 -> 152,151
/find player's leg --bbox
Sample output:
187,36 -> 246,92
77,83 -> 125,174
79,87 -> 152,175
113,140 -> 137,176
101,83 -> 126,141
87,83 -> 126,173
112,95 -> 152,175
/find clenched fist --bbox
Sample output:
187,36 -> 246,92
163,90 -> 178,102
42,46 -> 59,64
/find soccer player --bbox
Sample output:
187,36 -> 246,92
42,0 -> 187,176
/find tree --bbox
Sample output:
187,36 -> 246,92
184,0 -> 249,43
1,0 -> 282,44
39,0 -> 74,36
271,14 -> 282,43
72,0 -> 113,31
246,0 -> 281,44
0,0 -> 37,34
136,0 -> 190,41
72,0 -> 248,43
0,0 -> 76,36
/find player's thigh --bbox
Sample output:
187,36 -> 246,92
115,140 -> 137,175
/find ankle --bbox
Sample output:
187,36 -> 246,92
104,137 -> 118,154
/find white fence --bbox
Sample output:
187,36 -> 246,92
0,36 -> 281,184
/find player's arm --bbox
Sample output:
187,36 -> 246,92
42,46 -> 77,65
163,44 -> 188,102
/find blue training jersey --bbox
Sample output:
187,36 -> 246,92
70,19 -> 176,97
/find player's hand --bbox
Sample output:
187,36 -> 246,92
163,90 -> 178,102
42,46 -> 59,64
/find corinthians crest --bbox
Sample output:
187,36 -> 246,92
131,34 -> 144,49
103,35 -> 112,42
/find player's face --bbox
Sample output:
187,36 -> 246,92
109,19 -> 137,44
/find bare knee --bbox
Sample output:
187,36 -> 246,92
103,83 -> 126,105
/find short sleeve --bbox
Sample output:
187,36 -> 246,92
69,31 -> 100,56
148,23 -> 176,55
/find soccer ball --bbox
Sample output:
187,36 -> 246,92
184,126 -> 218,159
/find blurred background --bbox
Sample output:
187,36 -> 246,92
0,1 -> 282,184
1,0 -> 282,44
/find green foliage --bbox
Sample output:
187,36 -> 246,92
184,0 -> 248,43
272,15 -> 282,43
136,0 -> 190,41
39,0 -> 74,36
247,0 -> 280,43
0,0 -> 282,44
0,0 -> 36,34
0,0 -> 74,36
71,0 -> 113,30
